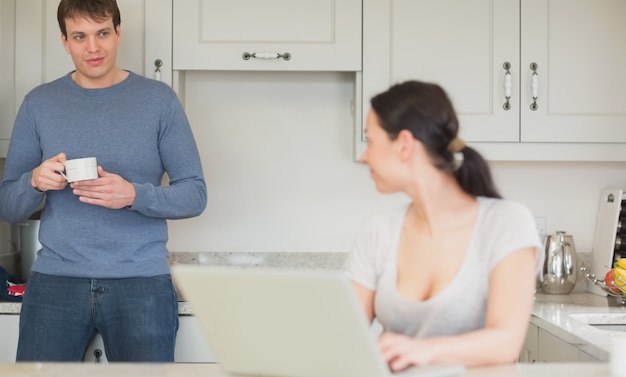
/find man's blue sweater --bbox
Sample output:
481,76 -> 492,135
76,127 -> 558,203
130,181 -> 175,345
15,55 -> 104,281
0,72 -> 207,278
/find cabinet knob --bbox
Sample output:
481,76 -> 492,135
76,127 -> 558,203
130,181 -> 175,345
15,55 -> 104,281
154,59 -> 163,81
93,348 -> 103,363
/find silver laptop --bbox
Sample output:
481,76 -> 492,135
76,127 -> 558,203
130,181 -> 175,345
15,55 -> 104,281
171,265 -> 464,377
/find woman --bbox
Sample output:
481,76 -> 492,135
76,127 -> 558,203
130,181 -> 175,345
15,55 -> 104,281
344,81 -> 543,370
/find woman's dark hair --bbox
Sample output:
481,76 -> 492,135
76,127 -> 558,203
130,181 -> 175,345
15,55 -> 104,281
57,0 -> 121,39
370,80 -> 501,198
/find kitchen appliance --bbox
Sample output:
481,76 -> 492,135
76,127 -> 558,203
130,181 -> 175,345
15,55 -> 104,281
0,212 -> 42,282
17,218 -> 41,280
540,231 -> 577,294
588,188 -> 626,296
0,220 -> 20,278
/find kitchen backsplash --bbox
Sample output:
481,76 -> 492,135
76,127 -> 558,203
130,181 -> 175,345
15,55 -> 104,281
573,252 -> 592,293
169,251 -> 592,294
168,251 -> 346,270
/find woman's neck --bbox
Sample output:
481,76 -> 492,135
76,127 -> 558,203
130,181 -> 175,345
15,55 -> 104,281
405,172 -> 476,236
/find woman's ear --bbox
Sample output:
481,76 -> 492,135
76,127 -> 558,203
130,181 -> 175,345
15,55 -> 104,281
397,129 -> 415,160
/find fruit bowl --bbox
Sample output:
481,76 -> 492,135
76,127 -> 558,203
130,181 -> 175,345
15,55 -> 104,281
585,272 -> 626,302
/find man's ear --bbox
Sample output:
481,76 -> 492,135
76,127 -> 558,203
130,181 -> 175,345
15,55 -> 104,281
115,24 -> 122,46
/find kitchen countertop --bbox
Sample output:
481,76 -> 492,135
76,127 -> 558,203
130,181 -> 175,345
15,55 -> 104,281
4,251 -> 621,364
0,362 -> 618,377
168,251 -> 347,269
531,292 -> 626,361
0,251 -> 348,315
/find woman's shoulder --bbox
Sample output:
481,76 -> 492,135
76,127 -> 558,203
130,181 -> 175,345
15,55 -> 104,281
476,197 -> 544,271
478,197 -> 537,230
479,196 -> 534,217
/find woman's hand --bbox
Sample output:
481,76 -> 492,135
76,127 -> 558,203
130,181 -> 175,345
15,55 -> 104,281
378,332 -> 436,372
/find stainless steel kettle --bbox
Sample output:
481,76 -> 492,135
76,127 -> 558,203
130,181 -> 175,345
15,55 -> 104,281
540,230 -> 577,294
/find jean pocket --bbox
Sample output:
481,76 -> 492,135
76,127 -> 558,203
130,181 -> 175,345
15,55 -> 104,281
148,274 -> 178,301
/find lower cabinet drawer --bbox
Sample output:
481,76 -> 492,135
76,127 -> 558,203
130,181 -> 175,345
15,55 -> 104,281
175,316 -> 216,363
579,350 -> 602,362
537,328 -> 580,362
84,333 -> 107,362
0,314 -> 19,362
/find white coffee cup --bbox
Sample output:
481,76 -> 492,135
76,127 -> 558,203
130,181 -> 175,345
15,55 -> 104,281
60,157 -> 98,182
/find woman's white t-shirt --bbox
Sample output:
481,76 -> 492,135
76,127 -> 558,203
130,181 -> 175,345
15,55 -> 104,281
344,197 -> 544,337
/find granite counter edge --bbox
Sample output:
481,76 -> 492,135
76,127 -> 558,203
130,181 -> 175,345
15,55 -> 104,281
1,252 -> 348,314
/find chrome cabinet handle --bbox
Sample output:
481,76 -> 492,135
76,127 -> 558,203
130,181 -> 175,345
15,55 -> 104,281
503,62 -> 512,110
154,59 -> 163,81
530,62 -> 539,111
242,52 -> 291,61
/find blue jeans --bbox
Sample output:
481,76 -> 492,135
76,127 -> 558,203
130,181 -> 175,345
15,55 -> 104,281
16,272 -> 179,362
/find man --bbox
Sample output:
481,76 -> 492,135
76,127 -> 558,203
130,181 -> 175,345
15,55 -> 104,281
0,0 -> 207,362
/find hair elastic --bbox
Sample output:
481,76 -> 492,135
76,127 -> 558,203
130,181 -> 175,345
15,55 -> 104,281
447,137 -> 466,153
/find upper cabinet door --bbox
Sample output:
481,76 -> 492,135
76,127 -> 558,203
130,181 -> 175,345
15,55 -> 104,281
362,0 -> 520,143
172,0 -> 362,71
0,0 -> 16,156
42,0 -> 172,86
520,0 -> 626,143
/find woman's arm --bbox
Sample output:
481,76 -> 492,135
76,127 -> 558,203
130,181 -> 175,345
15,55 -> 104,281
378,246 -> 537,370
352,281 -> 376,323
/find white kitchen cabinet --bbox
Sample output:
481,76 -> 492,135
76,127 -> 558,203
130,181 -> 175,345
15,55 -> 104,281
0,0 -> 16,157
362,0 -> 519,145
175,315 -> 216,363
359,0 -> 626,161
579,350 -> 601,363
520,0 -> 626,144
0,314 -> 19,362
520,322 -> 539,363
537,328 -> 580,362
83,333 -> 107,363
172,0 -> 361,71
520,320 -> 599,363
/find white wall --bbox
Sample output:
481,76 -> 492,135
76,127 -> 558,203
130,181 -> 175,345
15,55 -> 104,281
167,71 -> 408,252
492,161 -> 626,253
166,70 -> 626,254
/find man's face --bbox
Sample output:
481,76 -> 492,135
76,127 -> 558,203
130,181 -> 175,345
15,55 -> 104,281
61,16 -> 121,88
